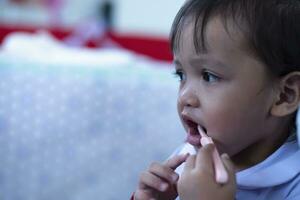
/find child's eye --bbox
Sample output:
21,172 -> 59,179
173,69 -> 186,82
202,71 -> 220,83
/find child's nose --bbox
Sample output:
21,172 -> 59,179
178,86 -> 200,108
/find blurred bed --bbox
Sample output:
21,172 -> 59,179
0,32 -> 185,200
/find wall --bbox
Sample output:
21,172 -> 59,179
114,0 -> 185,37
0,0 -> 185,38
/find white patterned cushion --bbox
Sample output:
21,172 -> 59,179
0,33 -> 185,200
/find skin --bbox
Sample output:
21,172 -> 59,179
177,144 -> 236,200
134,154 -> 189,200
175,17 -> 292,200
176,17 -> 291,170
134,16 -> 298,200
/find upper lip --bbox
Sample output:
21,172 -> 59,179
182,114 -> 198,127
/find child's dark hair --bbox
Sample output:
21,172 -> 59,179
170,0 -> 300,77
170,0 -> 300,132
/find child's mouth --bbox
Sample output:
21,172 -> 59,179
183,118 -> 207,147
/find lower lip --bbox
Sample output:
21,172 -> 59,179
186,129 -> 201,146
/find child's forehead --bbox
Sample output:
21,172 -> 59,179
176,16 -> 252,57
171,0 -> 300,78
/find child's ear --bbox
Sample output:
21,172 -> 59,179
271,72 -> 300,117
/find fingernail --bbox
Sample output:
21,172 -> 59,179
160,183 -> 168,191
172,174 -> 179,182
181,153 -> 189,158
202,143 -> 214,150
222,153 -> 230,160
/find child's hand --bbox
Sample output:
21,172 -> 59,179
177,144 -> 236,200
133,153 -> 189,200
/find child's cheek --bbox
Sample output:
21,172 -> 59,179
204,106 -> 245,153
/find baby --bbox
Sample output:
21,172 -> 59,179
133,0 -> 300,199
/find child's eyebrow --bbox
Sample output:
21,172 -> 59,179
173,57 -> 229,70
189,57 -> 229,69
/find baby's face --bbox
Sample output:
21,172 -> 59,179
175,17 -> 278,157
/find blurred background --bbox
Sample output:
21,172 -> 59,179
0,0 -> 186,199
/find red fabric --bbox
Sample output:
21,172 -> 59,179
0,23 -> 173,62
108,32 -> 173,61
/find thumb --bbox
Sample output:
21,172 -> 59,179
221,154 -> 236,184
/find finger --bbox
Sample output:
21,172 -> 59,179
184,154 -> 196,171
149,162 -> 179,184
164,153 -> 189,170
139,171 -> 169,192
221,154 -> 236,183
134,189 -> 153,200
195,144 -> 214,173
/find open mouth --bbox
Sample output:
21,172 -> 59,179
182,117 -> 207,147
